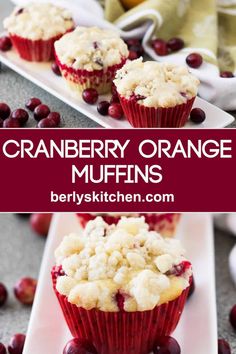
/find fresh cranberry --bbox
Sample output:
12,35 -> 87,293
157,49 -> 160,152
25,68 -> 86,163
0,36 -> 12,52
30,213 -> 52,236
108,103 -> 123,119
218,339 -> 231,354
0,283 -> 8,307
188,276 -> 195,298
154,336 -> 181,354
97,101 -> 110,116
125,38 -> 141,48
0,343 -> 6,354
167,37 -> 184,52
82,88 -> 98,104
37,117 -> 57,128
0,119 -> 3,128
3,118 -> 21,128
51,62 -> 61,76
167,261 -> 191,276
34,104 -> 50,121
128,50 -> 139,60
190,108 -> 206,124
11,109 -> 29,126
63,339 -> 97,354
0,103 -> 11,120
152,39 -> 168,56
25,97 -> 42,111
8,334 -> 25,354
220,71 -> 234,78
229,304 -> 236,329
14,277 -> 37,305
186,53 -> 203,68
47,112 -> 61,126
129,45 -> 144,57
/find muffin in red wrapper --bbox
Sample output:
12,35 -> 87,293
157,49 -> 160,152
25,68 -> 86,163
54,27 -> 129,95
77,213 -> 181,237
3,3 -> 74,62
52,217 -> 192,354
114,58 -> 199,128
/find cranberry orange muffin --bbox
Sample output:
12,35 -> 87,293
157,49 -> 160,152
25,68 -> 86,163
54,27 -> 129,95
77,213 -> 181,237
52,217 -> 192,354
3,3 -> 74,62
114,58 -> 200,128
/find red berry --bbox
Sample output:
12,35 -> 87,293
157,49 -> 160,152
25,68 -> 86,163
14,277 -> 37,305
0,343 -> 6,354
8,334 -> 26,354
229,304 -> 236,329
97,101 -> 110,116
47,112 -> 61,126
190,108 -> 206,124
220,71 -> 234,78
0,36 -> 12,52
152,39 -> 168,56
11,109 -> 29,126
3,118 -> 21,128
37,117 -> 57,128
51,62 -> 61,76
63,339 -> 97,354
218,339 -> 231,354
82,88 -> 98,104
128,50 -> 139,60
0,283 -> 8,307
125,38 -> 141,48
186,53 -> 203,68
0,103 -> 11,120
30,213 -> 52,236
129,45 -> 144,57
154,336 -> 181,354
108,103 -> 123,119
167,37 -> 184,52
34,104 -> 50,121
25,97 -> 42,111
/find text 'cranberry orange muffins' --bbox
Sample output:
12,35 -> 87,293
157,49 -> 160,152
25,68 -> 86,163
114,58 -> 200,128
77,213 -> 181,237
3,3 -> 74,62
52,216 -> 192,354
54,27 -> 129,95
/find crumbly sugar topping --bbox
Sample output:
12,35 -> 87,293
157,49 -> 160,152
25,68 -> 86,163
54,27 -> 129,71
55,217 -> 192,312
4,3 -> 74,40
114,58 -> 200,108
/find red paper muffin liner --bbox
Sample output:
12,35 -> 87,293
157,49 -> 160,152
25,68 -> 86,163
77,213 -> 181,237
52,268 -> 190,354
118,95 -> 196,128
55,55 -> 127,94
9,30 -> 73,62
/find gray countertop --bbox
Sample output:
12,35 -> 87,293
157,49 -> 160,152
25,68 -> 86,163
0,214 -> 236,353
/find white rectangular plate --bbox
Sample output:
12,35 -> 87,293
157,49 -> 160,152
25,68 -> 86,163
23,213 -> 217,354
0,49 -> 234,128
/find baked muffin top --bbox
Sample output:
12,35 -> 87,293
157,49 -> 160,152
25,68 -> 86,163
114,58 -> 200,108
4,3 -> 74,40
54,27 -> 129,71
55,217 -> 192,312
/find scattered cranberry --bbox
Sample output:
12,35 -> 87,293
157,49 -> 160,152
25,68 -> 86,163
129,45 -> 143,57
0,36 -> 12,52
97,101 -> 110,116
167,37 -> 184,52
220,71 -> 234,78
0,103 -> 11,120
82,88 -> 98,104
218,339 -> 231,354
128,50 -> 139,60
37,117 -> 57,128
0,343 -> 6,354
188,276 -> 195,298
34,104 -> 50,121
51,62 -> 61,76
125,38 -> 141,48
30,213 -> 52,236
229,304 -> 236,329
152,39 -> 168,56
11,109 -> 29,126
8,334 -> 26,354
0,283 -> 8,307
190,108 -> 206,124
14,277 -> 37,305
63,339 -> 97,354
108,103 -> 123,119
154,336 -> 181,354
47,112 -> 61,126
25,97 -> 42,111
0,119 -> 3,128
3,118 -> 21,128
186,53 -> 203,68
